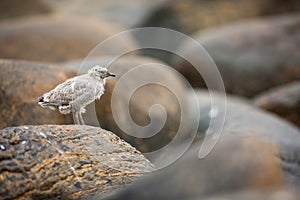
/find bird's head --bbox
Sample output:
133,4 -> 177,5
88,65 -> 116,80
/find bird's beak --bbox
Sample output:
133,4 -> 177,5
108,72 -> 116,77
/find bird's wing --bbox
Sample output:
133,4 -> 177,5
44,77 -> 95,106
44,79 -> 76,105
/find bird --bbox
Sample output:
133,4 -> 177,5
38,65 -> 116,125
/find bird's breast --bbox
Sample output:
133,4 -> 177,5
94,82 -> 105,99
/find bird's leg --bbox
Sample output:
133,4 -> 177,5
78,112 -> 85,125
72,111 -> 80,125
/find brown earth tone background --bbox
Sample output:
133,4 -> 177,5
0,0 -> 299,199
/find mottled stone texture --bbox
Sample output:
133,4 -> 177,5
0,125 -> 153,200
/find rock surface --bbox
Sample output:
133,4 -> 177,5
254,81 -> 300,127
0,125 -> 153,200
189,90 -> 300,186
0,15 -> 137,62
199,189 -> 300,200
96,90 -> 300,200
0,59 -> 75,128
138,0 -> 300,35
61,56 -> 192,153
172,14 -> 300,97
99,136 -> 285,200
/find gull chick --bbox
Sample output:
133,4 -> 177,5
38,65 -> 116,125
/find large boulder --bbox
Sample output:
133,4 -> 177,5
189,90 -> 300,185
0,125 -> 153,200
0,59 -> 75,128
99,136 -> 286,200
138,0 -> 300,35
0,15 -> 137,62
96,90 -> 300,200
199,189 -> 300,200
61,56 -> 193,153
172,14 -> 300,97
254,81 -> 300,127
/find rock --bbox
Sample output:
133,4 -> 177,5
0,15 -> 137,62
138,0 -> 300,35
0,0 -> 51,20
0,125 -> 153,200
98,136 -> 285,200
96,90 -> 300,200
0,59 -> 75,128
42,0 -> 169,28
254,81 -> 300,127
172,14 -> 300,97
200,189 -> 300,200
61,56 -> 193,154
189,90 -> 300,186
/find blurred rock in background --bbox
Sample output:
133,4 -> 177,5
190,189 -> 300,200
0,15 -> 137,62
99,135 -> 299,200
189,90 -> 300,157
254,81 -> 300,127
0,59 -> 75,128
40,0 -> 169,29
172,14 -> 300,97
0,0 -> 52,20
189,90 -> 300,186
138,0 -> 300,35
96,89 -> 300,199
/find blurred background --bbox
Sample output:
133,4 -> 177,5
0,0 -> 299,137
0,0 -> 299,199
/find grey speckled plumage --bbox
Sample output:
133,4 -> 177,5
38,65 -> 116,125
